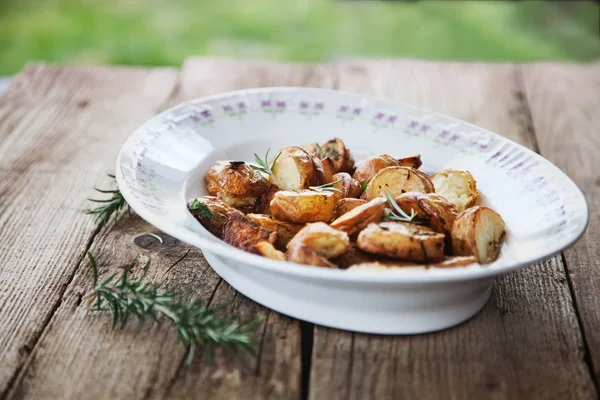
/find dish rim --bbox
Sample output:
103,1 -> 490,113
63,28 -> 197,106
116,86 -> 589,284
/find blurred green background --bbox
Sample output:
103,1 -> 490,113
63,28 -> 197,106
0,0 -> 598,75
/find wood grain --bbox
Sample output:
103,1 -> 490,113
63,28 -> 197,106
308,60 -> 597,399
0,65 -> 179,397
521,62 -> 600,386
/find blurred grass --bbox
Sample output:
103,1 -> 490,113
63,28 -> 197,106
0,0 -> 598,75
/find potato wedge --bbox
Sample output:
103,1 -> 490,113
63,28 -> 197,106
254,183 -> 280,215
188,196 -> 243,238
394,192 -> 458,250
348,255 -> 477,270
216,161 -> 270,212
204,160 -> 229,196
247,213 -> 304,250
332,244 -> 380,269
331,172 -> 362,199
335,198 -> 367,218
357,221 -> 445,262
430,169 -> 478,212
255,241 -> 287,261
352,154 -> 399,185
272,146 -> 324,190
270,190 -> 337,223
321,157 -> 336,183
223,213 -> 278,254
318,137 -> 355,173
451,206 -> 505,263
361,166 -> 434,201
397,155 -> 422,169
330,197 -> 387,236
287,243 -> 335,268
287,222 -> 350,259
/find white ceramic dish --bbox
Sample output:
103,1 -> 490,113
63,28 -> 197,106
116,88 -> 588,334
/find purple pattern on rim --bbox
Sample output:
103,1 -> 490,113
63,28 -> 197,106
339,105 -> 348,113
450,134 -> 460,142
375,112 -> 384,120
420,125 -> 430,132
408,121 -> 418,129
222,105 -> 233,112
315,102 -> 324,110
353,108 -> 362,115
261,100 -> 271,107
276,101 -> 286,108
201,110 -> 212,118
301,101 -> 309,109
238,102 -> 246,109
440,130 -> 449,138
387,115 -> 397,124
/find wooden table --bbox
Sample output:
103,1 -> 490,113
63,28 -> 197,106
1,58 -> 599,400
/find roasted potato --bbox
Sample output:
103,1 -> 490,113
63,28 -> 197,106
188,196 -> 243,238
222,213 -> 278,254
335,198 -> 367,218
348,255 -> 478,270
287,243 -> 335,268
246,213 -> 304,250
255,241 -> 287,261
394,192 -> 458,250
430,169 -> 478,212
321,157 -> 336,183
352,154 -> 399,185
361,166 -> 434,201
270,190 -> 337,223
330,197 -> 387,236
357,221 -> 445,263
271,146 -> 325,190
451,206 -> 505,263
255,184 -> 280,215
331,244 -> 380,269
397,155 -> 422,169
204,160 -> 229,196
287,222 -> 350,259
216,161 -> 270,212
331,172 -> 362,199
318,138 -> 355,173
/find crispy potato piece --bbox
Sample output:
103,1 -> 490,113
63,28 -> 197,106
321,157 -> 336,183
352,154 -> 399,185
335,198 -> 367,218
331,172 -> 362,199
204,160 -> 229,196
332,244 -> 380,269
287,222 -> 350,259
303,142 -> 318,154
270,190 -> 337,223
255,241 -> 287,261
348,256 -> 478,270
394,192 -> 458,250
272,146 -> 324,190
287,243 -> 335,268
430,169 -> 478,212
318,137 -> 355,173
188,196 -> 243,238
330,197 -> 387,236
397,155 -> 422,169
362,166 -> 434,201
357,221 -> 445,263
247,213 -> 304,250
216,161 -> 270,212
451,206 -> 505,263
255,184 -> 280,215
222,213 -> 278,254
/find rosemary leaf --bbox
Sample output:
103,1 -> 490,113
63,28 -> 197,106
86,174 -> 130,228
309,178 -> 343,194
251,148 -> 281,179
189,199 -> 214,219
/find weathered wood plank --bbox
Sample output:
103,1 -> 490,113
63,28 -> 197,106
308,60 -> 597,399
0,65 -> 179,397
521,62 -> 600,386
7,58 -> 335,399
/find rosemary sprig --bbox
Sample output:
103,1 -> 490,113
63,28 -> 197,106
384,193 -> 424,224
361,181 -> 369,192
189,199 -> 214,219
86,174 -> 130,228
309,178 -> 343,193
251,148 -> 282,178
316,142 -> 337,159
87,252 -> 257,364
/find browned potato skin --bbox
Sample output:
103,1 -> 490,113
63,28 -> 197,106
451,206 -> 505,264
331,244 -> 380,269
352,154 -> 399,185
271,146 -> 325,190
287,244 -> 335,268
255,241 -> 287,261
320,137 -> 355,173
255,184 -> 280,215
204,160 -> 229,196
394,192 -> 458,251
357,221 -> 445,263
331,172 -> 362,200
216,161 -> 270,212
330,197 -> 387,236
309,153 -> 328,186
397,155 -> 422,169
361,166 -> 435,201
246,213 -> 304,250
222,213 -> 278,254
188,196 -> 243,238
270,190 -> 337,223
287,222 -> 350,259
335,198 -> 367,218
321,157 -> 336,183
348,256 -> 478,270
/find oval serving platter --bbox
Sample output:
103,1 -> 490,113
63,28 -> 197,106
116,88 -> 588,334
